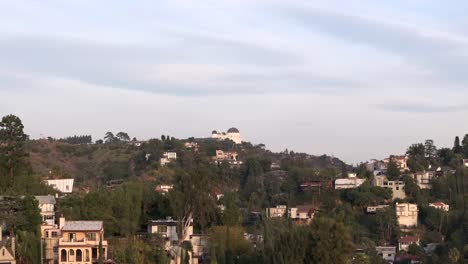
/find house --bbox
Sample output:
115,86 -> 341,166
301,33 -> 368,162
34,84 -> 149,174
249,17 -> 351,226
366,205 -> 389,214
288,205 -> 316,225
375,246 -> 396,263
429,202 -> 449,212
0,227 -> 16,264
399,235 -> 420,251
41,224 -> 61,264
58,218 -> 108,264
413,171 -> 434,189
396,203 -> 418,228
270,162 -> 281,170
148,217 -> 194,249
184,142 -> 199,151
155,185 -> 174,195
373,175 -> 406,200
214,150 -> 243,165
335,173 -> 366,189
384,155 -> 409,172
463,159 -> 468,168
211,128 -> 242,144
160,152 -> 177,166
45,179 -> 74,193
190,234 -> 209,264
366,159 -> 387,172
265,205 -> 287,218
35,195 -> 56,225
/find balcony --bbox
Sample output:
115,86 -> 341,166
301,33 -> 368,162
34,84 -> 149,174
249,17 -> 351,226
59,237 -> 108,247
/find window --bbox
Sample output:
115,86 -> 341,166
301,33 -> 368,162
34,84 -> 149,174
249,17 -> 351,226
396,187 -> 399,190
68,233 -> 76,241
92,248 -> 98,259
86,232 -> 97,241
51,231 -> 58,238
76,249 -> 83,261
157,225 -> 167,233
86,249 -> 90,261
69,249 -> 75,261
61,249 -> 67,262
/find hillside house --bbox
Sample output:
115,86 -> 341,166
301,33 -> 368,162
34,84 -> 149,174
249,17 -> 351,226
376,246 -> 396,263
214,150 -> 243,165
384,155 -> 409,172
148,217 -> 194,249
35,195 -> 56,225
155,185 -> 174,195
413,171 -> 434,189
429,202 -> 449,212
288,205 -> 316,225
160,152 -> 177,166
335,173 -> 366,189
396,203 -> 418,228
265,205 -> 287,218
45,179 -> 74,194
373,175 -> 406,200
399,235 -> 420,251
58,218 -> 108,264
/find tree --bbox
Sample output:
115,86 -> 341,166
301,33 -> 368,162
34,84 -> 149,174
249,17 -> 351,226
462,134 -> 468,157
408,243 -> 424,256
352,253 -> 371,264
424,139 -> 437,160
0,114 -> 28,188
453,136 -> 462,154
116,132 -> 130,142
104,132 -> 115,144
406,143 -> 428,172
387,158 -> 401,180
98,234 -> 104,264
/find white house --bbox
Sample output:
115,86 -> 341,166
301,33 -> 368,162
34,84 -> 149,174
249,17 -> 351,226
429,202 -> 449,212
335,173 -> 366,189
35,195 -> 56,225
376,246 -> 396,263
366,205 -> 389,214
211,128 -> 242,144
396,203 -> 418,228
155,185 -> 174,195
160,152 -> 177,166
148,217 -> 193,249
45,179 -> 74,193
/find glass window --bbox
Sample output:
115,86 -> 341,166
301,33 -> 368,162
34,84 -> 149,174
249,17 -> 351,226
158,225 -> 167,233
61,249 -> 67,261
76,249 -> 83,261
87,232 -> 97,241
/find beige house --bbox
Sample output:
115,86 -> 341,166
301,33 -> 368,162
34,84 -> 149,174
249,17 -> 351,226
160,152 -> 177,166
214,150 -> 243,165
211,128 -> 242,144
0,227 -> 15,264
413,172 -> 434,189
41,224 -> 61,264
373,175 -> 406,200
396,203 -> 418,228
265,205 -> 287,218
58,219 -> 108,264
288,205 -> 316,225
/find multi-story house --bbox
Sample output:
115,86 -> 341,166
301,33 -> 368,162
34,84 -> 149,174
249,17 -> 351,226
160,152 -> 177,166
373,175 -> 406,200
214,150 -> 243,165
335,173 -> 366,189
148,217 -> 194,250
288,205 -> 316,225
58,219 -> 108,264
45,179 -> 74,194
396,203 -> 418,228
35,195 -> 56,225
413,171 -> 434,189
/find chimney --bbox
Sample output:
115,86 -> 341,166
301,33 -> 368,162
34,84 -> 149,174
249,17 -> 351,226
59,216 -> 66,229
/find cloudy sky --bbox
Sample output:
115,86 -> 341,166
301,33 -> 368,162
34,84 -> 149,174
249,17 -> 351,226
1,0 -> 468,164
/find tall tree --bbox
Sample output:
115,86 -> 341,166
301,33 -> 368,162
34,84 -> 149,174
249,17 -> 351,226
116,132 -> 130,142
0,114 -> 28,187
453,136 -> 462,154
104,132 -> 115,144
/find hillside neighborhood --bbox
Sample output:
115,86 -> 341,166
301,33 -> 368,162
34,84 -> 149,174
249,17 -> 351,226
1,114 -> 468,264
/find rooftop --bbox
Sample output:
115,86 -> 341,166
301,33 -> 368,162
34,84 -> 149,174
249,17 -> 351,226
35,195 -> 56,205
62,221 -> 103,231
399,235 -> 419,243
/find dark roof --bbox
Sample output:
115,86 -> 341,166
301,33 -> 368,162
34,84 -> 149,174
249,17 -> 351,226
227,127 -> 239,133
399,235 -> 419,243
296,205 -> 317,214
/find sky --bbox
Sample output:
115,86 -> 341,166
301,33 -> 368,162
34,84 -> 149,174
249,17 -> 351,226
1,0 -> 468,164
